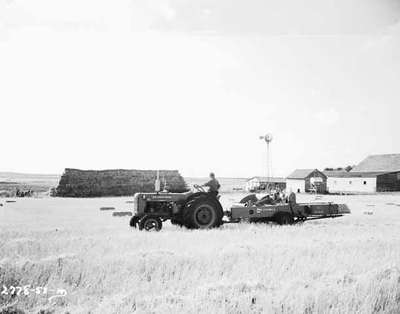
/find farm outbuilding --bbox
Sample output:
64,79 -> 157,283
326,171 -> 400,193
326,154 -> 400,193
326,172 -> 381,194
245,177 -> 286,192
286,169 -> 327,193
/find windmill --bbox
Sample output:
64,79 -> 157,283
259,133 -> 273,190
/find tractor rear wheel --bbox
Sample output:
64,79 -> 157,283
274,212 -> 294,225
138,216 -> 163,231
183,198 -> 223,229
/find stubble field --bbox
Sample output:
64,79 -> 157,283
1,193 -> 400,314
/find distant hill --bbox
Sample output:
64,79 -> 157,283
0,172 -> 60,181
0,172 -> 60,195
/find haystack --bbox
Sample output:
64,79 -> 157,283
55,168 -> 187,197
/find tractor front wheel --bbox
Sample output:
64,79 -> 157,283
139,216 -> 163,231
129,216 -> 140,228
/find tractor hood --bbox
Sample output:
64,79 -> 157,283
136,192 -> 192,202
132,191 -> 194,215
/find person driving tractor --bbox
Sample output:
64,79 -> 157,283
203,172 -> 220,197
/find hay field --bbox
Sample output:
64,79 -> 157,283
1,194 -> 400,314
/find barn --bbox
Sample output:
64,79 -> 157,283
286,169 -> 327,193
326,154 -> 400,193
245,177 -> 286,192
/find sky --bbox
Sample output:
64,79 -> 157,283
0,0 -> 400,178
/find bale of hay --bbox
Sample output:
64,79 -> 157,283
112,211 -> 133,217
100,207 -> 115,211
55,168 -> 188,197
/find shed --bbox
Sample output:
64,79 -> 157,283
325,171 -> 381,193
286,169 -> 327,193
245,177 -> 286,192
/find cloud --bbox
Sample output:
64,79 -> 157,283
157,2 -> 176,21
148,0 -> 400,35
2,0 -> 399,35
0,0 -> 130,33
314,108 -> 340,127
364,19 -> 400,50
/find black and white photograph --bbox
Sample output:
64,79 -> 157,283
1,0 -> 400,313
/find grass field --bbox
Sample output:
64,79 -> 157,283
1,193 -> 400,314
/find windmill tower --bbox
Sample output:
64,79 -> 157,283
259,133 -> 273,190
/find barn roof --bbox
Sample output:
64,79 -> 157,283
351,154 -> 400,173
323,170 -> 348,177
287,169 -> 325,179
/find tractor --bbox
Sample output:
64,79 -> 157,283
129,185 -> 224,231
128,176 -> 350,231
